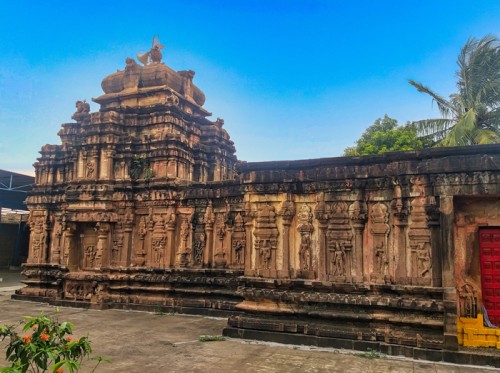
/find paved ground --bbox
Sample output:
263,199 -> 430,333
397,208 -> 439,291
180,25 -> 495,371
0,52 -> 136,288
0,270 -> 497,372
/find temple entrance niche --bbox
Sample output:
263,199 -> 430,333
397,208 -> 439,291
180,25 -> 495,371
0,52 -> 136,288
479,228 -> 500,326
71,222 -> 111,270
253,203 -> 279,277
76,223 -> 99,270
454,197 -> 500,320
326,202 -> 353,282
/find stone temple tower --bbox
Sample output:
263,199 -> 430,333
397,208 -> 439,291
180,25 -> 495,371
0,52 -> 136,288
25,42 -> 237,275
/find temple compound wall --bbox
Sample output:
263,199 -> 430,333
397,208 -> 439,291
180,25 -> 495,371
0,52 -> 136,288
15,45 -> 500,360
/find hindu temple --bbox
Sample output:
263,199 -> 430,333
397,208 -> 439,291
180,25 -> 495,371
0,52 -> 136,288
15,40 -> 500,364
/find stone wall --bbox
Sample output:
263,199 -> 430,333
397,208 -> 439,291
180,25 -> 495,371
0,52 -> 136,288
14,46 -> 500,356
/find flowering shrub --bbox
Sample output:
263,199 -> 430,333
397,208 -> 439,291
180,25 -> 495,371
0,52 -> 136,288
0,312 -> 107,373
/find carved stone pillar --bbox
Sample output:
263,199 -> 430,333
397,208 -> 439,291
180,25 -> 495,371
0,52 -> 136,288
391,180 -> 409,283
95,222 -> 109,268
231,213 -> 246,269
326,202 -> 353,282
134,216 -> 147,266
52,217 -> 63,264
177,214 -> 191,267
350,200 -> 367,282
150,215 -> 167,268
166,209 -> 176,267
100,147 -> 115,180
121,210 -> 134,267
214,211 -> 228,268
91,152 -> 99,180
440,195 -> 458,350
243,201 -> 254,275
393,209 -> 409,282
42,212 -> 52,264
28,215 -> 44,264
297,204 -> 314,279
203,205 -> 215,268
408,176 -> 432,286
369,202 -> 390,284
253,203 -> 279,277
315,193 -> 329,281
426,195 -> 441,286
64,223 -> 77,269
279,200 -> 295,278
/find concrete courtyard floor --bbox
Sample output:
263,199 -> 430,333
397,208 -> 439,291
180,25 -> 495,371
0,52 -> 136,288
0,273 -> 496,372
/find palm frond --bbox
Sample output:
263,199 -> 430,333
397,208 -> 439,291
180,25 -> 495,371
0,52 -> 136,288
411,118 -> 455,138
408,80 -> 456,118
457,35 -> 500,108
472,128 -> 500,144
441,109 -> 477,146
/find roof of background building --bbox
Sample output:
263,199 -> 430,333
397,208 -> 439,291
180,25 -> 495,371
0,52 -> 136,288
0,170 -> 34,211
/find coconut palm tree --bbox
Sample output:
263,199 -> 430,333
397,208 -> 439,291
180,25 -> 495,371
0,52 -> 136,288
409,35 -> 500,146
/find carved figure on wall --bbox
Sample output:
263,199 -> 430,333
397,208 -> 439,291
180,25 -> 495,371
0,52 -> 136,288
297,204 -> 314,273
299,234 -> 311,271
193,232 -> 206,264
150,215 -> 167,267
85,245 -> 97,268
298,204 -> 313,225
391,178 -> 404,214
280,200 -> 295,221
417,242 -> 431,277
233,239 -> 245,265
326,202 -> 353,279
370,202 -> 390,282
138,217 -> 147,239
231,212 -> 246,267
260,239 -> 272,270
332,242 -> 346,276
32,239 -> 41,260
375,242 -> 388,275
152,240 -> 163,264
134,216 -> 148,266
253,204 -> 279,274
86,161 -> 95,178
458,281 -> 478,318
111,238 -> 121,266
28,216 -> 45,263
180,216 -> 189,241
178,215 -> 192,266
216,213 -> 227,241
408,176 -> 433,285
180,216 -> 190,244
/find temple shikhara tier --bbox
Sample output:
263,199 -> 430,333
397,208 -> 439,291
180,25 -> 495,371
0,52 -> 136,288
16,39 -> 500,363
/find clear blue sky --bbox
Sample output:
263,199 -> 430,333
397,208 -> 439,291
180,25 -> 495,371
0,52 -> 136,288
1,0 -> 499,174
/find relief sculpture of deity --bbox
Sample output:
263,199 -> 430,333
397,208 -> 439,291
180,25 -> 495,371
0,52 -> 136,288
417,242 -> 431,277
299,234 -> 311,271
86,161 -> 95,178
331,242 -> 346,277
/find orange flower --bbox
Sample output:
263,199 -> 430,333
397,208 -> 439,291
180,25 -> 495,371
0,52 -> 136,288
40,333 -> 50,341
32,324 -> 38,331
22,335 -> 31,345
66,336 -> 73,342
56,368 -> 64,373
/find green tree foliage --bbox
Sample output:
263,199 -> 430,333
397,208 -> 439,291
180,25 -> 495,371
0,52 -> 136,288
409,35 -> 500,146
343,115 -> 424,156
